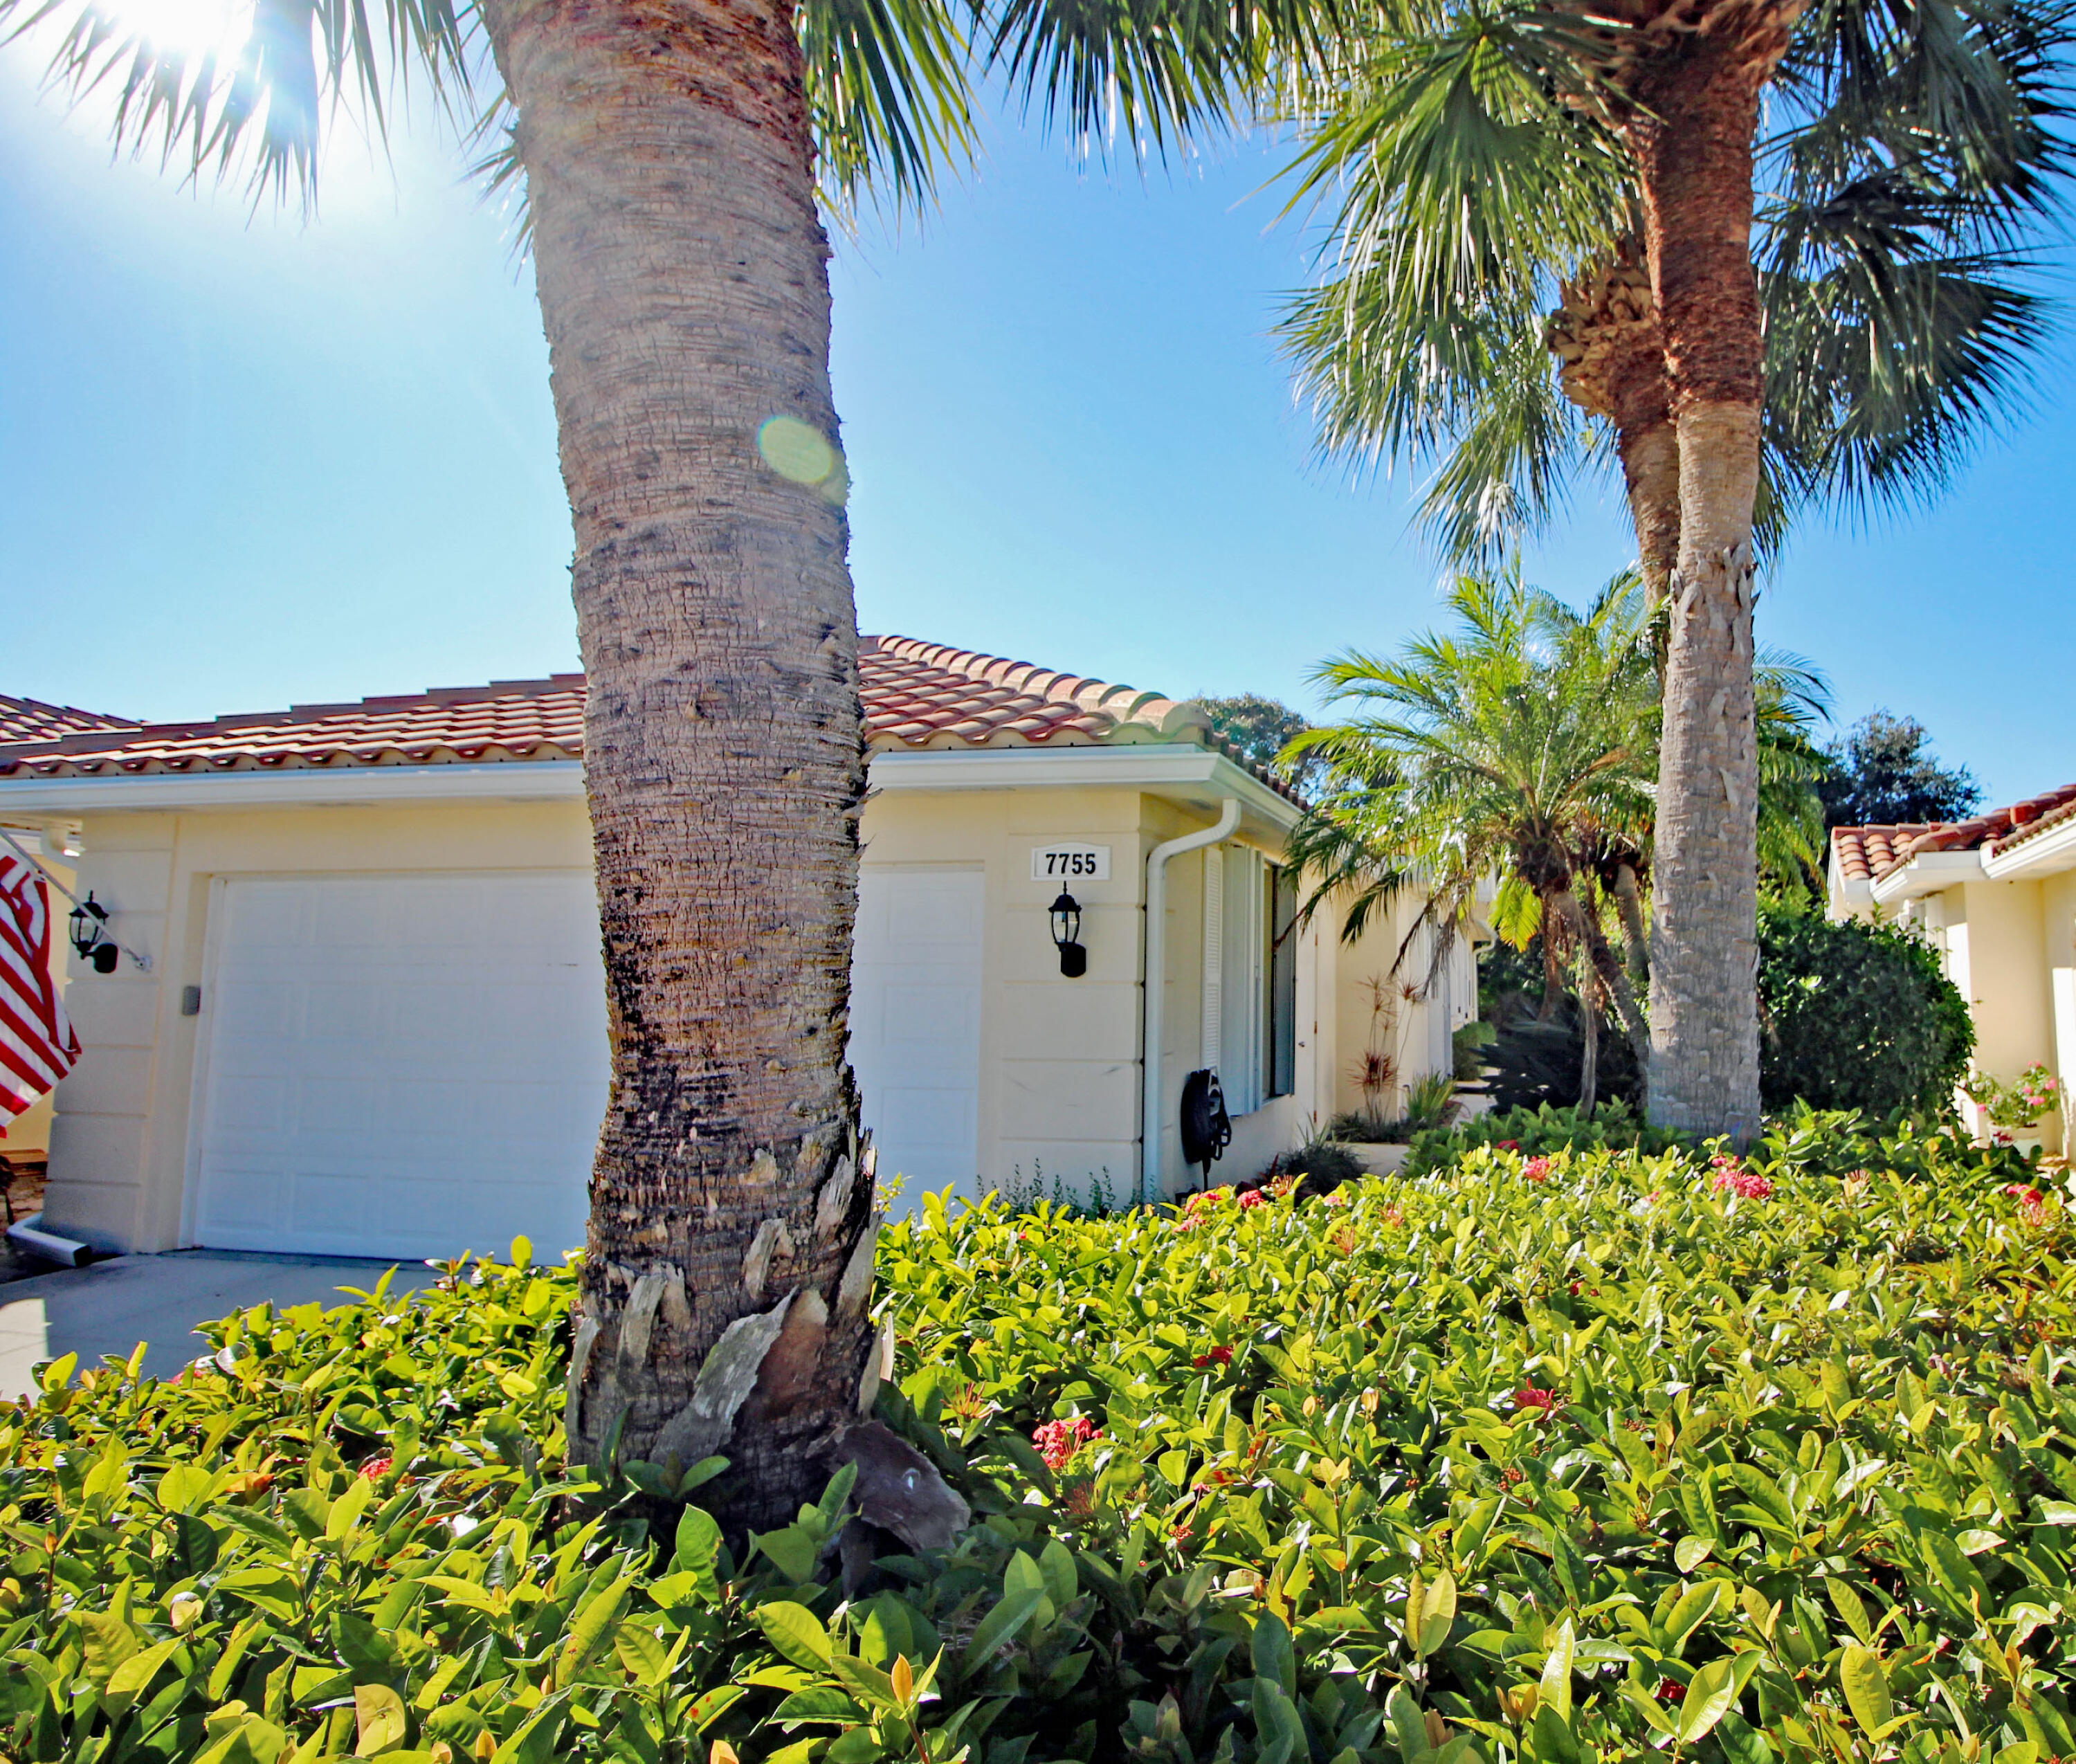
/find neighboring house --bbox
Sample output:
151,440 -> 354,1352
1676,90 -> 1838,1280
1829,780 -> 2076,1153
0,697 -> 139,1160
0,637 -> 1477,1260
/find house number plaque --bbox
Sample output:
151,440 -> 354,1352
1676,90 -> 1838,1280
1032,843 -> 1110,882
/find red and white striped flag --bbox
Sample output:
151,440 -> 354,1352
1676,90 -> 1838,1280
0,851 -> 80,1123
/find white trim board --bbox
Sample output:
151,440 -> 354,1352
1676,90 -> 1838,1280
0,743 -> 1301,832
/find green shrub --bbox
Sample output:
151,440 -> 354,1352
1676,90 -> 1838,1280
1403,1099 -> 1684,1175
8,1130 -> 2076,1764
1761,904 -> 1973,1116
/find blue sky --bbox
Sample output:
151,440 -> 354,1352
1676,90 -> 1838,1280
3,39 -> 2072,804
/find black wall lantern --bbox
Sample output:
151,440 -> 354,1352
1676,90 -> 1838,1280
69,893 -> 119,974
1048,889 -> 1086,977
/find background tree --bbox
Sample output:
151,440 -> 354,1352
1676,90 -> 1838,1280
1819,709 -> 1985,828
1270,0 -> 2070,1137
1201,693 -> 1324,791
3,0 -> 1311,1530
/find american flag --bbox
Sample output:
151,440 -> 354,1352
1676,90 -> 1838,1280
0,850 -> 80,1123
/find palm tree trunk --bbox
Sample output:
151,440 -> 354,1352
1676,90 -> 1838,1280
1549,243 -> 1679,603
1550,886 -> 1601,1111
1574,945 -> 1599,1114
477,0 -> 880,1530
1578,885 -> 1648,1067
1625,41 -> 1774,1145
1610,860 -> 1650,988
1615,406 -> 1679,608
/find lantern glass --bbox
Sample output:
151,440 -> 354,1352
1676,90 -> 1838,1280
69,894 -> 107,961
1048,889 -> 1080,949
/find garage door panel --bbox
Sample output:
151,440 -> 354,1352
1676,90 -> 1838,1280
193,874 -> 607,1260
851,869 -> 983,1206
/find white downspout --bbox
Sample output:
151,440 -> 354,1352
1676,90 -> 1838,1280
1140,798 -> 1241,1207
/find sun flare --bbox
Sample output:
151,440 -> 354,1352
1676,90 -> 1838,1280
109,0 -> 250,69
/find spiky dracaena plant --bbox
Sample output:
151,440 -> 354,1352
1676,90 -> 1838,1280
1286,571 -> 1830,1111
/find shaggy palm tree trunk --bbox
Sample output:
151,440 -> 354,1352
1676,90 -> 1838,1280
477,0 -> 882,1531
1609,357 -> 1679,606
1626,40 -> 1775,1144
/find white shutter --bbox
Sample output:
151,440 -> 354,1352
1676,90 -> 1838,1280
1221,847 -> 1266,1115
1201,848 -> 1223,1071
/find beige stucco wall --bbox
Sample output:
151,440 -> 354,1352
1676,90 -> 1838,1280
1326,893 -> 1469,1126
0,839 -> 75,1160
40,772 -> 1378,1249
1897,878 -> 2064,1154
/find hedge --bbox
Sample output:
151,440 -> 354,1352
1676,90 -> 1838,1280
6,1128 -> 2076,1764
1757,905 -> 1974,1116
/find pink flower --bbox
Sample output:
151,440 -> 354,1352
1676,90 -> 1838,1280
361,1455 -> 393,1480
1711,1168 -> 1773,1201
1522,1157 -> 1554,1183
1237,1188 -> 1267,1210
1192,1347 -> 1234,1370
1034,1417 -> 1101,1471
1495,1140 -> 1521,1152
1513,1386 -> 1559,1417
2005,1183 -> 2050,1223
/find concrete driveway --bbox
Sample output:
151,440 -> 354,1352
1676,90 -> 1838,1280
0,1252 -> 440,1399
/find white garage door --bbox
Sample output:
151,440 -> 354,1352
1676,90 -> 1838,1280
191,873 -> 607,1260
850,868 -> 983,1206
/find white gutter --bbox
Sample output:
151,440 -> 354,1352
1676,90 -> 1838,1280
0,761 -> 585,814
1140,798 -> 1240,1208
868,745 -> 1298,834
1984,815 -> 2076,880
1870,849 -> 1984,908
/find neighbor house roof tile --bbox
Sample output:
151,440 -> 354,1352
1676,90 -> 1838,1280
0,636 -> 1294,797
0,696 -> 138,746
1832,779 -> 2076,882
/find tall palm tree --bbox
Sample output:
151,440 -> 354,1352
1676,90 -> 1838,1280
1273,0 -> 2069,1138
1,0 -> 1308,1528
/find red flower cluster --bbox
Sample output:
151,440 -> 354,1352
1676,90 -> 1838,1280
1711,1167 -> 1774,1201
1237,1188 -> 1267,1210
1034,1417 -> 1102,1471
360,1456 -> 393,1480
1513,1386 -> 1559,1417
1522,1156 -> 1554,1183
1192,1346 -> 1234,1369
2005,1183 -> 2050,1223
1495,1140 -> 1522,1152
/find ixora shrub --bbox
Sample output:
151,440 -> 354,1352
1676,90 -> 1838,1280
1757,905 -> 1974,1117
3,1132 -> 2075,1764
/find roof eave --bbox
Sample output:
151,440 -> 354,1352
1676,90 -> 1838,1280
1870,848 -> 1984,907
0,760 -> 587,814
866,743 -> 1302,839
1983,812 -> 2076,880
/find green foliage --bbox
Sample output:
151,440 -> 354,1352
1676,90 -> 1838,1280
1403,1099 -> 1684,1175
1818,711 -> 1983,832
1273,0 -> 2075,565
1199,695 -> 1323,793
1758,902 -> 1974,1116
17,1131 -> 2076,1764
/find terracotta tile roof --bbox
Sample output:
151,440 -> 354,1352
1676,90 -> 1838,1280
0,696 -> 138,746
1832,780 -> 2076,882
1991,790 -> 2076,855
859,635 -> 1208,749
1830,823 -> 1939,883
0,637 -> 1295,795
